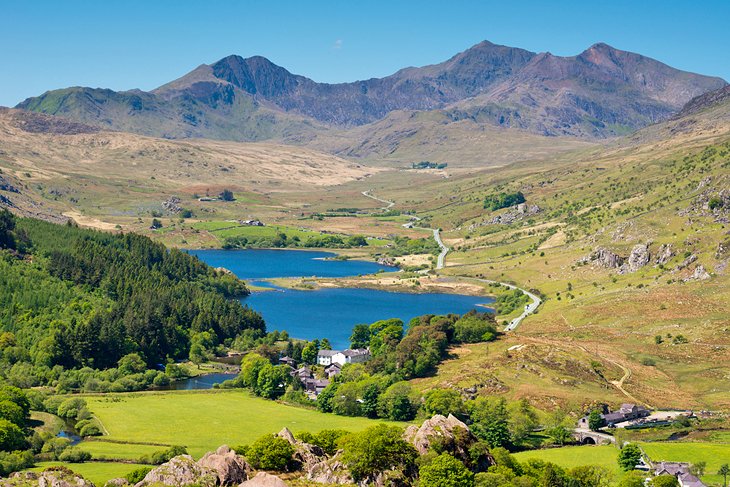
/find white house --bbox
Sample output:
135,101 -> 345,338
317,348 -> 370,366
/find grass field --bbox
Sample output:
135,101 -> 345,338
29,462 -> 150,486
513,445 -> 621,476
641,441 -> 730,485
84,390 -> 406,458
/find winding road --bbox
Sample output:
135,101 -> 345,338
361,190 -> 541,330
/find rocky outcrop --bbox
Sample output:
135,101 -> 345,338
623,243 -> 651,273
139,455 -> 219,487
404,414 -> 492,469
675,253 -> 698,271
655,244 -> 675,266
376,257 -> 398,267
684,265 -> 711,281
238,473 -> 287,487
103,479 -> 128,487
580,247 -> 624,269
306,452 -> 354,485
276,428 -> 326,473
2,468 -> 94,487
198,446 -> 251,485
162,196 -> 182,214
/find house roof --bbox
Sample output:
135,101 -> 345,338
655,462 -> 690,476
317,350 -> 337,357
604,412 -> 626,422
679,473 -> 706,487
343,348 -> 369,357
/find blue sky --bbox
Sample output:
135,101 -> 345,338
2,0 -> 728,107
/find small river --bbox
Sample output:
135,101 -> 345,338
190,249 -> 493,349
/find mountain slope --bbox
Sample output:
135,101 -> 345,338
16,41 -> 726,144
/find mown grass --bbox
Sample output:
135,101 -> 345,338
640,441 -> 730,483
29,462 -> 150,486
512,445 -> 621,476
84,390 -> 406,458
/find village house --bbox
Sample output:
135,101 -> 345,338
654,462 -> 706,487
317,348 -> 370,366
324,363 -> 341,379
578,403 -> 651,428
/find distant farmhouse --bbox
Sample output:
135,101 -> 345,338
317,348 -> 370,366
578,403 -> 651,428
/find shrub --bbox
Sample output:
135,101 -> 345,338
125,467 -> 153,484
58,447 -> 91,463
419,453 -> 474,487
0,419 -> 25,452
244,434 -> 294,472
340,424 -> 417,481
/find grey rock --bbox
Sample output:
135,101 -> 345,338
675,254 -> 698,271
684,265 -> 711,281
654,244 -> 675,266
627,243 -> 651,272
198,445 -> 251,485
103,480 -> 129,487
306,451 -> 353,485
138,455 -> 217,487
238,473 -> 287,487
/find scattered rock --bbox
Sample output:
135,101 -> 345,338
675,254 -> 698,271
684,265 -> 711,281
306,452 -> 353,485
3,468 -> 95,487
239,472 -> 287,487
0,175 -> 20,194
198,446 -> 251,485
104,479 -> 129,487
162,196 -> 182,214
469,204 -> 541,229
654,244 -> 675,266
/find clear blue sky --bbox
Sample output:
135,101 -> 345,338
2,0 -> 728,107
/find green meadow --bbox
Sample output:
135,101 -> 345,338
82,390 -> 406,458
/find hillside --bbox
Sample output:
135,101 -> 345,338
353,94 -> 730,411
16,41 -> 725,149
0,108 -> 375,228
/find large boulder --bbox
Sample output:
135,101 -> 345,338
404,414 -> 473,455
238,473 -> 287,487
138,455 -> 218,487
581,247 -> 624,269
198,446 -> 251,485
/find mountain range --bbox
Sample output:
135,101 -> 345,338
15,41 -> 727,158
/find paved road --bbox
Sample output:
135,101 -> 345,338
473,278 -> 542,331
361,191 -> 395,210
361,191 -> 540,329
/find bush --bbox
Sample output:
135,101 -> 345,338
125,467 -> 153,484
307,429 -> 349,456
423,390 -> 466,418
419,453 -> 474,487
139,445 -> 187,465
244,434 -> 295,472
58,447 -> 91,463
57,398 -> 87,420
340,424 -> 417,481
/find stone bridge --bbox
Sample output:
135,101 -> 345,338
573,429 -> 616,445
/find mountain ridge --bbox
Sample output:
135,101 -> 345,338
15,40 -> 727,146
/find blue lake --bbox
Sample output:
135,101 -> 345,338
191,249 -> 493,349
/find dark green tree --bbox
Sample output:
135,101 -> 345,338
339,424 -> 417,482
617,443 -> 642,472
